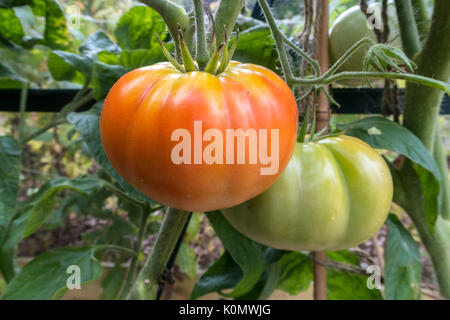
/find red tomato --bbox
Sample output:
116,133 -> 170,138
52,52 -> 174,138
100,62 -> 298,212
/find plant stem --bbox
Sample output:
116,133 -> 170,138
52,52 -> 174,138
434,128 -> 450,220
214,0 -> 244,50
102,181 -> 147,208
399,163 -> 450,298
94,245 -> 137,257
400,0 -> 450,298
18,81 -> 28,141
139,0 -> 194,60
394,0 -> 421,58
292,72 -> 450,93
118,205 -> 150,300
323,37 -> 373,78
411,0 -> 430,40
258,0 -> 293,81
20,118 -> 67,145
127,207 -> 189,300
193,0 -> 209,70
402,0 -> 450,149
20,91 -> 94,145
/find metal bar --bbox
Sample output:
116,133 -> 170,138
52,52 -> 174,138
0,88 -> 448,114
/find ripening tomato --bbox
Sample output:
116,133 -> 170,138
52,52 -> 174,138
222,135 -> 393,251
329,4 -> 402,85
100,62 -> 298,212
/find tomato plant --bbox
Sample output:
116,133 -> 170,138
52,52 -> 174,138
101,61 -> 298,212
223,135 -> 393,251
0,0 -> 449,303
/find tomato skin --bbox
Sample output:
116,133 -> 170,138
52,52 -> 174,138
100,62 -> 298,212
329,4 -> 402,85
222,135 -> 393,251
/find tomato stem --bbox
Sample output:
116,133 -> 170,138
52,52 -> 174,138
297,105 -> 310,143
193,0 -> 210,70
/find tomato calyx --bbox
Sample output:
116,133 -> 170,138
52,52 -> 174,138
155,25 -> 239,75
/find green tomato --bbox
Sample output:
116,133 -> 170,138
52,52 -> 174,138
222,135 -> 393,252
329,4 -> 402,85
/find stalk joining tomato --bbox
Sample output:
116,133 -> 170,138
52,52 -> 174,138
222,135 -> 393,251
100,62 -> 298,212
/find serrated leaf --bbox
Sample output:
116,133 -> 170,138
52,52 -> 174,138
276,252 -> 313,295
114,5 -> 167,50
337,116 -> 442,231
79,30 -> 121,58
48,50 -> 91,80
2,246 -> 102,300
232,25 -> 279,72
385,215 -> 422,300
67,104 -> 157,204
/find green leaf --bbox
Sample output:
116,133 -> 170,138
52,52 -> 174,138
364,44 -> 416,73
119,46 -> 171,69
21,177 -> 106,238
190,251 -> 242,300
100,266 -> 125,300
185,212 -> 201,242
41,0 -> 71,50
0,0 -> 32,8
48,50 -> 91,80
0,62 -> 24,88
191,245 -> 286,300
327,250 -> 383,300
232,25 -> 279,72
0,7 -> 24,43
91,61 -> 128,100
79,30 -> 121,58
67,103 -> 157,204
114,5 -> 167,50
2,246 -> 102,300
175,243 -> 197,280
206,211 -> 265,297
0,136 -> 21,280
277,252 -> 313,295
337,116 -> 442,231
0,136 -> 22,244
385,215 -> 422,300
